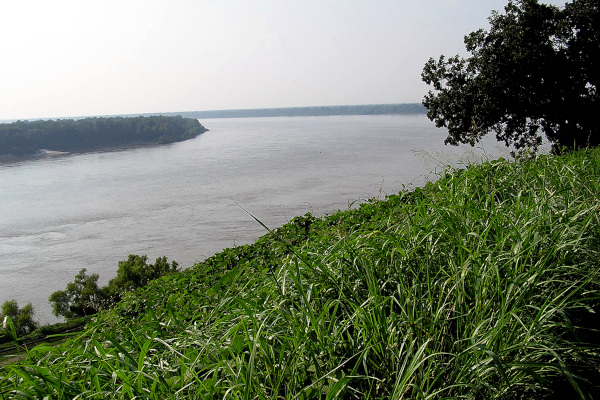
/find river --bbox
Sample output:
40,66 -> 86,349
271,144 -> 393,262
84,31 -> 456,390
0,114 -> 511,324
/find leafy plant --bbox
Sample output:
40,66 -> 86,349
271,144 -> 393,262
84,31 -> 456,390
422,0 -> 599,154
49,256 -> 179,320
0,301 -> 36,340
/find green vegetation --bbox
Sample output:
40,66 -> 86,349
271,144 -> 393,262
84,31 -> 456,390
0,301 -> 36,340
48,269 -> 103,320
0,115 -> 207,156
1,148 -> 599,398
422,0 -> 599,154
1,255 -> 177,354
0,317 -> 89,364
49,255 -> 179,320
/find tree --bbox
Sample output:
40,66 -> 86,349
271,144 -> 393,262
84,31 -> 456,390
421,0 -> 599,154
48,255 -> 179,320
105,255 -> 179,301
49,269 -> 104,320
1,300 -> 37,338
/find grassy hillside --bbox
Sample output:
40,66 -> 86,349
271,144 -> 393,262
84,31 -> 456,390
2,149 -> 599,399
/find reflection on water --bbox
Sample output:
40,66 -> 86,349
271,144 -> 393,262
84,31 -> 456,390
0,114 -> 512,323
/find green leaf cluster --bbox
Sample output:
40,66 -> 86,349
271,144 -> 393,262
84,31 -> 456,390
422,0 -> 599,154
0,301 -> 36,341
48,255 -> 179,320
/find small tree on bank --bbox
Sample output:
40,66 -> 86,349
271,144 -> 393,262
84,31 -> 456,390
1,300 -> 37,338
49,269 -> 103,320
422,0 -> 599,154
49,255 -> 179,320
105,255 -> 179,301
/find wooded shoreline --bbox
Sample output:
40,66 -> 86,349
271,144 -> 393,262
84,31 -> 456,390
0,115 -> 207,157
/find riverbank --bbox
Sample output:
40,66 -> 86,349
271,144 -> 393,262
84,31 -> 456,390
2,147 -> 599,398
0,140 -> 190,165
0,149 -> 68,164
0,115 -> 207,158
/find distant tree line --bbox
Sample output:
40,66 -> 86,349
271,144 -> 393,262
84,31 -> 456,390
0,115 -> 208,156
165,103 -> 426,119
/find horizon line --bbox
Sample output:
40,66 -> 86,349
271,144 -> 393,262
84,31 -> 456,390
1,102 -> 425,123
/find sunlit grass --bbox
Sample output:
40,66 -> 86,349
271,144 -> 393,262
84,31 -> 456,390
1,149 -> 599,399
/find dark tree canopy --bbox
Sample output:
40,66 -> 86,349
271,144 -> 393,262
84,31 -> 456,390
0,115 -> 208,156
49,269 -> 104,320
49,255 -> 179,320
1,300 -> 37,338
105,255 -> 179,301
422,0 -> 599,154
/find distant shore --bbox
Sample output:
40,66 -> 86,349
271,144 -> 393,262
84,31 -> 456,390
0,103 -> 426,124
0,143 -> 161,164
0,115 -> 207,160
0,149 -> 67,164
150,103 -> 427,120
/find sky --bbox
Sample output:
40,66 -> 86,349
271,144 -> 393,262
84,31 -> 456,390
0,0 -> 567,121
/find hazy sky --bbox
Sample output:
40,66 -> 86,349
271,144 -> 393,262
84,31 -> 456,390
1,0 -> 567,120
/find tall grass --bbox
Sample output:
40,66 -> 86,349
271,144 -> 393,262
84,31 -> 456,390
1,149 -> 599,399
